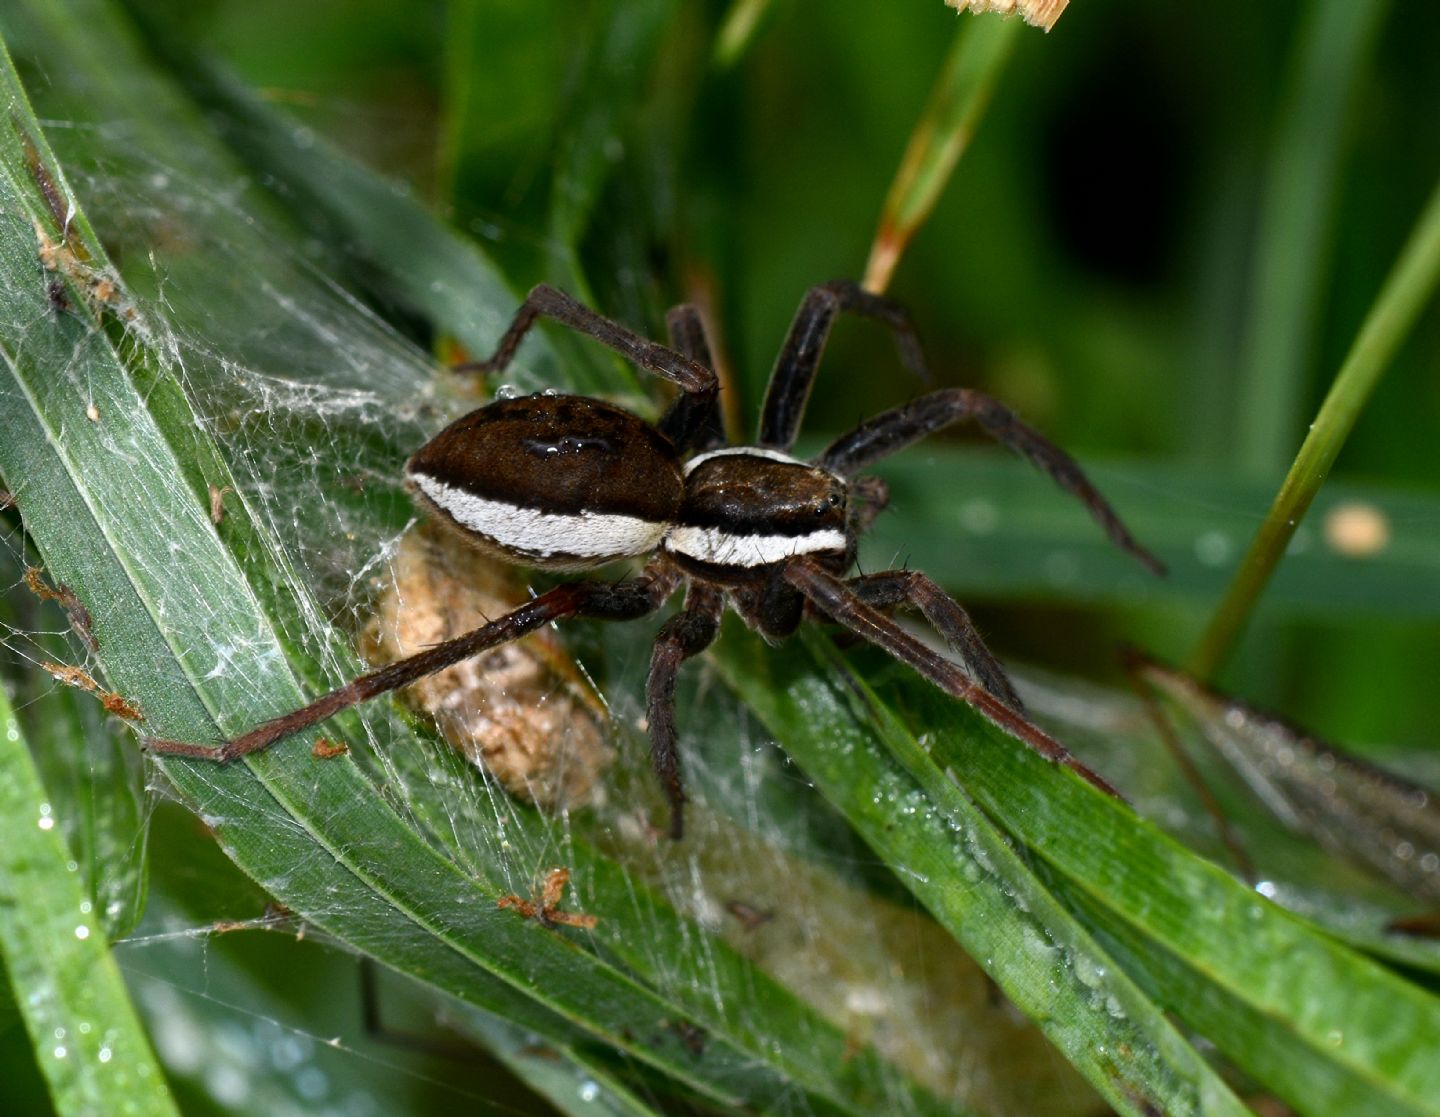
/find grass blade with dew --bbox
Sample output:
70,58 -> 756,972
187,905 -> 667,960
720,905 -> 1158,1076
829,638 -> 1440,1116
1134,652 -> 1440,908
715,629 -> 1255,1117
0,550 -> 150,940
0,675 -> 175,1115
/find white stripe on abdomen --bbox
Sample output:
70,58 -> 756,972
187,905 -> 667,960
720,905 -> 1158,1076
665,524 -> 846,567
411,473 -> 668,560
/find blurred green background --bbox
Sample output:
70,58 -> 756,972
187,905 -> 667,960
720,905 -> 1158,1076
3,1 -> 1440,1114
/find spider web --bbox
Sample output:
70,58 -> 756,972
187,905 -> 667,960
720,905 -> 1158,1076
0,16 -> 1105,1117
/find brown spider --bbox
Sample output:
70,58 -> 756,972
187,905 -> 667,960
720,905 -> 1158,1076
148,281 -> 1162,838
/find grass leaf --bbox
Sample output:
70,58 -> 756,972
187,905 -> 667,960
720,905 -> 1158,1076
721,629 -> 1440,1116
0,678 -> 176,1116
1232,0 -> 1389,474
864,17 -> 1020,293
716,631 -> 1254,1117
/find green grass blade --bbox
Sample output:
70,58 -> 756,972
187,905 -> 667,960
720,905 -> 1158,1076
0,547 -> 149,940
1192,172 -> 1440,676
918,672 -> 1440,1115
437,0 -> 568,220
1017,665 -> 1440,976
723,631 -> 1440,1116
115,0 -> 566,393
0,677 -> 176,1116
123,804 -> 664,1116
457,1017 -> 665,1117
713,0 -> 778,69
716,631 -> 1252,1117
1233,0 -> 1389,475
431,0 -> 676,395
4,655 -> 150,941
547,0 -> 675,255
863,17 -> 1020,293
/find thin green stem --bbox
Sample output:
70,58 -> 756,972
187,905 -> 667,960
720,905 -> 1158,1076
863,17 -> 1019,294
1190,172 -> 1440,679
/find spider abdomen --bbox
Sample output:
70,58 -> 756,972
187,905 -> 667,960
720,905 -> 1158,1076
665,447 -> 850,573
406,394 -> 685,569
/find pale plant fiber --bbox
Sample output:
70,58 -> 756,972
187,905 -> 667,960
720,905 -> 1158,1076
946,0 -> 1067,33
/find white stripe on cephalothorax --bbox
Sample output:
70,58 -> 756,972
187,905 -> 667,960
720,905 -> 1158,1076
410,473 -> 668,559
683,446 -> 811,473
664,524 -> 847,567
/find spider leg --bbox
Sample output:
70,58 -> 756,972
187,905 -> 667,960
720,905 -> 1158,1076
817,389 -> 1165,575
759,280 -> 929,451
146,566 -> 680,763
782,557 -> 1122,798
455,283 -> 718,403
844,570 -> 1023,711
658,303 -> 727,454
645,584 -> 724,839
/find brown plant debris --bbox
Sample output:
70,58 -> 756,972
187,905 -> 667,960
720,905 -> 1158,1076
311,737 -> 349,759
209,484 -> 232,525
25,566 -> 99,652
34,220 -> 137,323
497,867 -> 598,930
41,661 -> 144,722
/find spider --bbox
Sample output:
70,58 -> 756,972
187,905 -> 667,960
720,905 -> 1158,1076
148,281 -> 1163,838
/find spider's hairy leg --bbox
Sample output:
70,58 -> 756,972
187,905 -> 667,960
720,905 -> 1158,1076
845,569 -> 1023,712
817,388 -> 1166,576
645,584 -> 724,840
664,303 -> 713,366
782,558 -> 1123,798
145,568 -> 679,763
759,280 -> 930,451
453,283 -> 717,406
658,303 -> 727,454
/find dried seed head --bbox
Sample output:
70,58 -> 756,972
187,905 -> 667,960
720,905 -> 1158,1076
945,0 -> 1067,32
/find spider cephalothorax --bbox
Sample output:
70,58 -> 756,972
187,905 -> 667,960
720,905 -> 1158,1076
150,281 -> 1162,838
